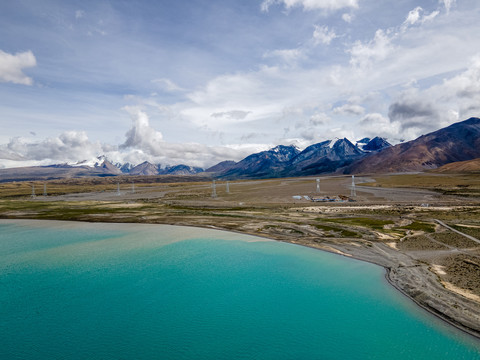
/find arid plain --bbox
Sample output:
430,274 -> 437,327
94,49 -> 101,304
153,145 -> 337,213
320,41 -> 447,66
1,172 -> 480,337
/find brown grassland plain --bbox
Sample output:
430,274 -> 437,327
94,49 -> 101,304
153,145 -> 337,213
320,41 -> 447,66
1,172 -> 480,337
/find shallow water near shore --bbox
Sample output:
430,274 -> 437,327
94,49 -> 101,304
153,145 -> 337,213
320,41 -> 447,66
1,219 -> 480,359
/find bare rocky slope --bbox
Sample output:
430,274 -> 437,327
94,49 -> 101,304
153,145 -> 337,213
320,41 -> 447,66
346,117 -> 480,174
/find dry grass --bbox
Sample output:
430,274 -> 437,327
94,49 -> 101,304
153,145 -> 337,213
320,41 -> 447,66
0,176 -> 210,198
397,235 -> 449,251
440,254 -> 480,296
451,224 -> 480,239
361,173 -> 480,197
431,232 -> 479,249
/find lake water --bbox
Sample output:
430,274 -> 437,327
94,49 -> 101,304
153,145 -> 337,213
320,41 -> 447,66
1,219 -> 480,359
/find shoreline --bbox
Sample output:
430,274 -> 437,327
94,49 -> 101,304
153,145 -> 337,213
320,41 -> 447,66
197,219 -> 480,341
383,268 -> 480,341
285,238 -> 480,341
2,217 -> 480,341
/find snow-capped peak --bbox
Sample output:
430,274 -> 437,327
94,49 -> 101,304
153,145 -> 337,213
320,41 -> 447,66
328,138 -> 338,149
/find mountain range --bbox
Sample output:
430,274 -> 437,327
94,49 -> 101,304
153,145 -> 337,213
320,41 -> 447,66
127,162 -> 204,176
0,117 -> 479,182
215,136 -> 391,179
220,117 -> 479,178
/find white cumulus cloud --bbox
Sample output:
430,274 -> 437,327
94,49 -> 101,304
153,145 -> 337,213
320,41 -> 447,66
3,131 -> 103,163
121,107 -> 164,155
396,54 -> 480,128
0,50 -> 36,85
349,29 -> 394,70
404,7 -> 423,26
313,25 -> 337,45
402,7 -> 439,30
359,113 -> 400,142
114,107 -> 264,167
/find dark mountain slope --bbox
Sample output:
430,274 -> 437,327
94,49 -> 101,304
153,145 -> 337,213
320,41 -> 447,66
204,160 -> 236,173
282,138 -> 366,176
220,145 -> 300,179
363,137 -> 392,151
160,164 -> 204,175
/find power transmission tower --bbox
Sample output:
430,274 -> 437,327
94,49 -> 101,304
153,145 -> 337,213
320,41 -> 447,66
43,183 -> 47,196
212,180 -> 217,198
226,181 -> 230,194
31,184 -> 36,198
116,182 -> 121,196
351,175 -> 356,197
131,182 -> 135,194
316,178 -> 320,193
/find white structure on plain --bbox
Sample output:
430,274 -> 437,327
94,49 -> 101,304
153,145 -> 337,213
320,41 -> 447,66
226,181 -> 230,194
351,175 -> 356,197
316,178 -> 320,193
131,182 -> 135,194
43,183 -> 47,196
116,182 -> 121,196
31,184 -> 36,198
212,180 -> 217,198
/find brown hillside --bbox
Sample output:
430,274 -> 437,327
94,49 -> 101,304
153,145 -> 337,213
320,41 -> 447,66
433,158 -> 480,173
346,117 -> 480,174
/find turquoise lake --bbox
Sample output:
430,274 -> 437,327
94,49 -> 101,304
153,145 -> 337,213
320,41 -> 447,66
1,219 -> 480,359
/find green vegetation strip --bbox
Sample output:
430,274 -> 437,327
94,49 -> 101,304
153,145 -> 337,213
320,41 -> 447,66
313,223 -> 360,238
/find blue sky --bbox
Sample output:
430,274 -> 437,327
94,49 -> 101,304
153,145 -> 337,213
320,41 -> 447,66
1,0 -> 480,168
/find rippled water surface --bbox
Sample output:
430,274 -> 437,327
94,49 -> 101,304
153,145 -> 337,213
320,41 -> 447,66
1,220 -> 480,359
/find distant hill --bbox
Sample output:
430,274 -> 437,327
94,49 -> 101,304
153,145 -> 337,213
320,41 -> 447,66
433,158 -> 480,173
346,117 -> 480,174
161,164 -> 204,175
95,159 -> 122,175
129,161 -> 159,176
0,163 -> 118,183
204,160 -> 236,173
0,159 -> 205,182
128,162 -> 204,176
